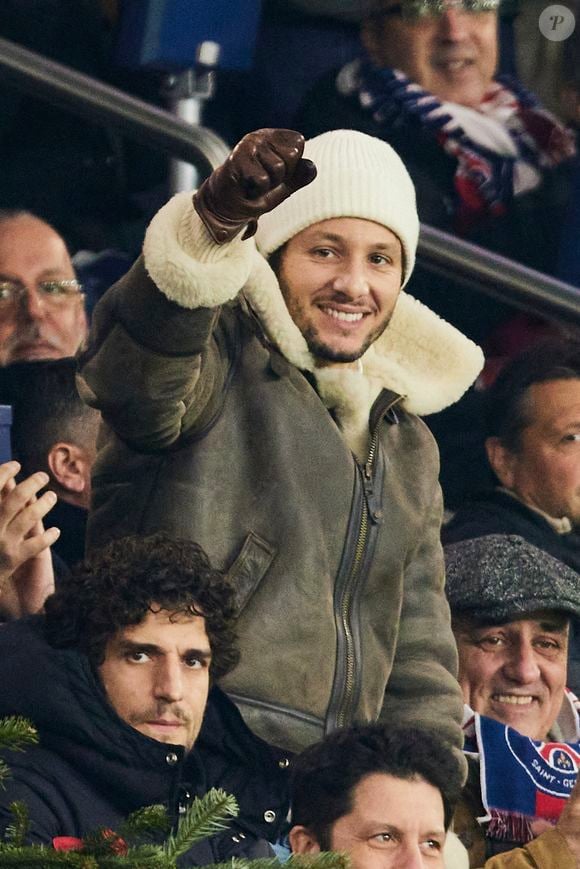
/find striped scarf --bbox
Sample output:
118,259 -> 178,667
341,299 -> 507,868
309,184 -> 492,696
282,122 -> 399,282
340,59 -> 577,233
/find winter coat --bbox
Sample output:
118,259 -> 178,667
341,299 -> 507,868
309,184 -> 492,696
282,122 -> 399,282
480,830 -> 576,869
0,617 -> 288,863
78,195 -> 483,762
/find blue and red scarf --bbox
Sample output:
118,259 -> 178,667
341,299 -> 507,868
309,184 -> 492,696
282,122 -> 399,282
463,698 -> 580,844
341,59 -> 577,233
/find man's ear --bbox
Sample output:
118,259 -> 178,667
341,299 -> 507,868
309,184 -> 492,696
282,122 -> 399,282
47,442 -> 90,499
289,825 -> 322,855
485,436 -> 515,489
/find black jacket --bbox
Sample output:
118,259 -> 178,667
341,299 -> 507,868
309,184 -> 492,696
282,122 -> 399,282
442,488 -> 580,570
0,617 -> 290,863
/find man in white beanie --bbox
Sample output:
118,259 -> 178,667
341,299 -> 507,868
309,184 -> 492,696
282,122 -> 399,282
78,129 -> 482,768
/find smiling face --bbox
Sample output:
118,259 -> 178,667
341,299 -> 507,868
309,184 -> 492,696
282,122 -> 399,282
487,379 -> 580,526
0,215 -> 87,365
99,607 -> 211,751
291,772 -> 446,868
277,217 -> 403,366
362,2 -> 498,107
455,612 -> 569,739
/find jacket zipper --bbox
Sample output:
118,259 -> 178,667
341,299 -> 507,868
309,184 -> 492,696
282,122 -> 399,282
335,428 -> 379,728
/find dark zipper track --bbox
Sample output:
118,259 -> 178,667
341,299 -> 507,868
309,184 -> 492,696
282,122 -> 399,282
325,390 -> 403,734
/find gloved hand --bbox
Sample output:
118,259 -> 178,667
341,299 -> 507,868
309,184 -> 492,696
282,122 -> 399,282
193,128 -> 317,244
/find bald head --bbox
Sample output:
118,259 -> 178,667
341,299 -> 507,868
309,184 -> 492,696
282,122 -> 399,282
0,213 -> 87,365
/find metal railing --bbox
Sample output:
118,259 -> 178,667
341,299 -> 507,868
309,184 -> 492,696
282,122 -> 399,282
0,34 -> 578,325
0,35 -> 230,175
419,225 -> 580,327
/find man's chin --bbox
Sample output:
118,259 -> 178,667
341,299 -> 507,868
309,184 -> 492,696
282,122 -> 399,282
8,344 -> 62,363
305,331 -> 373,365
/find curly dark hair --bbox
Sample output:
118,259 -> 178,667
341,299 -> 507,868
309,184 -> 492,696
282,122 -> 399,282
291,724 -> 464,849
44,533 -> 240,680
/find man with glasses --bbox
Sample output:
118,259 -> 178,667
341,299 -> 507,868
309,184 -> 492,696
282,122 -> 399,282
0,211 -> 87,365
297,0 -> 576,344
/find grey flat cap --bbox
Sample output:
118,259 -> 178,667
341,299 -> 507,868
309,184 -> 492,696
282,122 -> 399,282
444,534 -> 580,623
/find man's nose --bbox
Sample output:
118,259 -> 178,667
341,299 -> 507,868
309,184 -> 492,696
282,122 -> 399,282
16,287 -> 46,322
438,7 -> 471,39
153,659 -> 184,703
502,643 -> 541,684
331,259 -> 369,296
397,844 -> 425,869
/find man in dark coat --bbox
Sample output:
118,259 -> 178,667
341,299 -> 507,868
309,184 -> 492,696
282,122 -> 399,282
296,0 -> 576,345
0,533 -> 289,862
443,338 -> 580,693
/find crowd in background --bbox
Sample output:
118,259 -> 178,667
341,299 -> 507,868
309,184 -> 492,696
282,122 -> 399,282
0,1 -> 579,868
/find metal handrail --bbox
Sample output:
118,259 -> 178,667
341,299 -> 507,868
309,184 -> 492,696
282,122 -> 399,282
0,35 -> 230,175
419,225 -> 580,326
0,34 -> 578,323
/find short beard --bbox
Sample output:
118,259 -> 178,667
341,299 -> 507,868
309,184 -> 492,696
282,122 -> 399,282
301,315 -> 392,364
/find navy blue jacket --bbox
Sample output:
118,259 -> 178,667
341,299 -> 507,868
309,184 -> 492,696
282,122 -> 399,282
0,617 -> 290,863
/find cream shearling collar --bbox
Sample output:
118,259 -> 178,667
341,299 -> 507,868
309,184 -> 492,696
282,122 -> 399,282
245,238 -> 484,418
144,193 -> 484,457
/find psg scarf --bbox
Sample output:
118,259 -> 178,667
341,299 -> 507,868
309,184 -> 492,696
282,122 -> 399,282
464,711 -> 580,843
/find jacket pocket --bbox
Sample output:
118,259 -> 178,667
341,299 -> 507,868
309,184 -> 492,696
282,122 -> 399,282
226,531 -> 276,615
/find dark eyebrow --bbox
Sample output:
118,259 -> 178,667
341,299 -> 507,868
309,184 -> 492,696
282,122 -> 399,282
309,232 -> 399,251
116,641 -> 161,656
115,640 -> 212,660
538,620 -> 568,634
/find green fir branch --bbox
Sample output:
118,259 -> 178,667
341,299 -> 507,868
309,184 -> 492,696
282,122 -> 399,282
118,804 -> 172,842
0,718 -> 38,753
0,756 -> 13,789
4,800 -> 30,846
205,854 -> 352,869
162,788 -> 238,861
0,849 -> 99,867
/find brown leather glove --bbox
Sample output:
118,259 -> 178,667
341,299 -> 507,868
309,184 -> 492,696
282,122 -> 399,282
193,128 -> 317,244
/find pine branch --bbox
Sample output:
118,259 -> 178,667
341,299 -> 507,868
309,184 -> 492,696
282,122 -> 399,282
162,788 -> 238,861
0,757 -> 12,789
118,805 -> 171,842
204,855 -> 352,869
0,719 -> 38,789
0,849 -> 98,866
0,846 -> 167,868
4,800 -> 30,847
0,718 -> 38,753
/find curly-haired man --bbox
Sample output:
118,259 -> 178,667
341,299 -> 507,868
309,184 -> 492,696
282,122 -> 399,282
0,533 -> 289,863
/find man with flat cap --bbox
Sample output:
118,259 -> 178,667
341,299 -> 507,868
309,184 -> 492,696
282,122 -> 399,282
444,534 -> 580,866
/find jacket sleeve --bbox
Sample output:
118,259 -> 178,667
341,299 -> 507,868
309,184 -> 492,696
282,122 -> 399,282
0,760 -> 66,845
481,830 -> 576,868
379,463 -> 467,779
78,192 -> 259,452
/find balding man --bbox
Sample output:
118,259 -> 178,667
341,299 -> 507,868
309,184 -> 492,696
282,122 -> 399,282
0,211 -> 87,365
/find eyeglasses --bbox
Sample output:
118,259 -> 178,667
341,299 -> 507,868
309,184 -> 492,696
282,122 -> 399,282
376,0 -> 499,21
0,279 -> 84,310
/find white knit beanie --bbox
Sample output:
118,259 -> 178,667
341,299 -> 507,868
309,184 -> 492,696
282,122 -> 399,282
255,129 -> 419,288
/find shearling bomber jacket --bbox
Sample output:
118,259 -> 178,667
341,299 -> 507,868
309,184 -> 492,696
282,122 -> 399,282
79,194 -> 483,762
